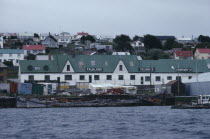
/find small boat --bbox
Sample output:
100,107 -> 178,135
171,95 -> 210,109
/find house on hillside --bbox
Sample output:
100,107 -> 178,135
174,51 -> 193,59
54,36 -> 71,47
18,32 -> 34,40
194,48 -> 210,59
23,45 -> 46,56
0,49 -> 24,66
41,35 -> 59,48
131,40 -> 145,52
75,32 -> 89,40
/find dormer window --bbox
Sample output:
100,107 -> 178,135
119,65 -> 123,71
130,61 -> 134,66
105,61 -> 108,66
67,65 -> 70,71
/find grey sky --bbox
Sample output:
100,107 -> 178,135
0,0 -> 209,37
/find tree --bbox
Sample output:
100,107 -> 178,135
3,61 -> 13,67
27,54 -> 36,60
198,35 -> 210,43
113,34 -> 133,52
163,39 -> 175,50
46,48 -> 51,54
133,35 -> 141,41
141,49 -> 170,60
172,41 -> 183,48
34,33 -> 39,38
80,35 -> 96,43
196,43 -> 210,48
143,35 -> 162,51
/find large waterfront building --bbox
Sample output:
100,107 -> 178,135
19,55 -> 210,86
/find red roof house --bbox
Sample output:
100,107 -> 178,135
77,32 -> 89,36
23,45 -> 46,50
174,51 -> 193,59
23,45 -> 46,55
195,48 -> 210,59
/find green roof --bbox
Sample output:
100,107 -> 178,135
19,55 -> 210,73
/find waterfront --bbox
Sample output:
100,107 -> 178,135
0,107 -> 210,139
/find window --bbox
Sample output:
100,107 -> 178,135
189,76 -> 192,79
118,75 -> 124,80
45,75 -> 50,81
0,60 -> 2,62
119,65 -> 123,71
156,76 -> 161,81
91,61 -> 95,66
145,76 -> 151,81
94,75 -> 100,80
65,75 -> 72,80
29,75 -> 34,81
9,54 -> 12,57
130,75 -> 135,80
16,60 -> 19,63
107,75 -> 112,80
167,76 -> 172,80
67,65 -> 70,71
33,50 -> 38,53
0,76 -> 3,81
17,54 -> 20,57
34,66 -> 40,70
80,75 -> 85,80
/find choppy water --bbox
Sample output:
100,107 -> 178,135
0,107 -> 210,139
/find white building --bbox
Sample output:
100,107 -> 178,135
194,48 -> 210,59
131,40 -> 145,52
19,55 -> 210,86
18,32 -> 34,40
23,45 -> 46,56
0,49 -> 24,66
0,36 -> 3,48
176,37 -> 194,44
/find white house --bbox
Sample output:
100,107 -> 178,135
131,40 -> 145,52
194,48 -> 210,59
19,55 -> 210,86
174,51 -> 193,59
0,49 -> 24,66
0,36 -> 3,48
18,32 -> 34,40
23,45 -> 46,56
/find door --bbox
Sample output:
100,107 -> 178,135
89,75 -> 92,83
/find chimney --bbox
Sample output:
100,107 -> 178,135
48,54 -> 51,60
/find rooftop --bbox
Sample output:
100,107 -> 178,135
0,49 -> 24,54
175,51 -> 193,57
197,48 -> 210,53
23,45 -> 45,50
19,55 -> 210,73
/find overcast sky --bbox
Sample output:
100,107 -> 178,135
0,0 -> 209,37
